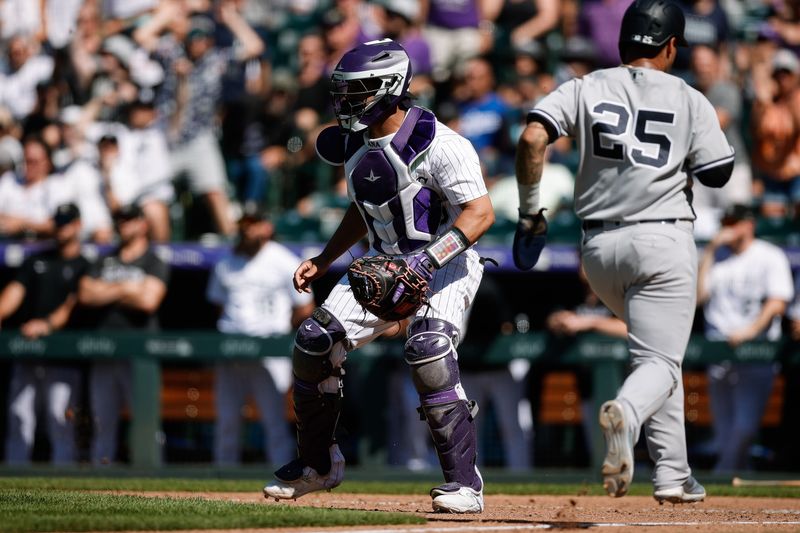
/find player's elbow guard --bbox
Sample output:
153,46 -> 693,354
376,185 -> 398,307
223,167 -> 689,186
694,159 -> 734,188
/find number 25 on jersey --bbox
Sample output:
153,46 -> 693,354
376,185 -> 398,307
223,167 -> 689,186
591,102 -> 675,169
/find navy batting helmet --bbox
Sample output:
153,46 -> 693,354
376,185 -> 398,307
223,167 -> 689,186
618,0 -> 688,52
330,39 -> 412,133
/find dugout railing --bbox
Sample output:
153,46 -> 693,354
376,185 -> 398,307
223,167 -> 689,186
1,331 -> 795,470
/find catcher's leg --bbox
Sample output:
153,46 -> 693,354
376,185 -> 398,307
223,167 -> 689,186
405,318 -> 484,514
264,307 -> 347,500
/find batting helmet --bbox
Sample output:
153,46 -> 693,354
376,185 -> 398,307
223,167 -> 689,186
330,39 -> 412,133
618,0 -> 688,52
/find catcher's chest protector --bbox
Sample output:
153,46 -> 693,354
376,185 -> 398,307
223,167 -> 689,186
317,107 -> 444,255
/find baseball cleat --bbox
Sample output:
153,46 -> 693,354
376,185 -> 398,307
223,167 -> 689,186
430,467 -> 484,514
654,477 -> 706,504
599,400 -> 634,498
263,444 -> 345,500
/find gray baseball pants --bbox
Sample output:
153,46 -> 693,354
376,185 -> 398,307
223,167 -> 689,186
580,220 -> 696,491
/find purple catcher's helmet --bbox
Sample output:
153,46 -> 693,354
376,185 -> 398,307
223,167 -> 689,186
331,38 -> 412,133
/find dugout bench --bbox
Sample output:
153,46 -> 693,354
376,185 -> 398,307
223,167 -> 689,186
1,331 -> 796,471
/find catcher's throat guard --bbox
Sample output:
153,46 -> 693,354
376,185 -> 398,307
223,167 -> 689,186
347,255 -> 429,321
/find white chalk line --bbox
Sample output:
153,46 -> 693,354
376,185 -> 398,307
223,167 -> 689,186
321,520 -> 800,533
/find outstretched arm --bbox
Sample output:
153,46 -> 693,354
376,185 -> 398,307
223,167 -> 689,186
512,120 -> 551,270
219,1 -> 265,60
294,202 -> 367,293
515,121 -> 550,214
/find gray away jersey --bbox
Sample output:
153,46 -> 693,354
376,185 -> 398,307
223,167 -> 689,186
530,66 -> 735,221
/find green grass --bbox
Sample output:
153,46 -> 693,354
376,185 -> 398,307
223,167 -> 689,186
0,488 -> 425,533
1,477 -> 798,532
1,477 -> 799,499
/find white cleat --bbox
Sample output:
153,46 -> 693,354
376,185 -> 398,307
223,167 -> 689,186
430,467 -> 484,514
654,477 -> 706,504
263,444 -> 345,501
599,400 -> 634,498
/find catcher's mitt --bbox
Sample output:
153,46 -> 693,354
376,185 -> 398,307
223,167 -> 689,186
347,255 -> 429,321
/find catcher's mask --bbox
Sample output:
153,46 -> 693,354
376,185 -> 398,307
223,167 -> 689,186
330,38 -> 412,133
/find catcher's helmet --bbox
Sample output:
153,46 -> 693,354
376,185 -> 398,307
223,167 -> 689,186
618,0 -> 688,52
330,38 -> 412,133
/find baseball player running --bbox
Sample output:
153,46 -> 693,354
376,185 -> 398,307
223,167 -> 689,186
263,39 -> 495,513
514,0 -> 734,502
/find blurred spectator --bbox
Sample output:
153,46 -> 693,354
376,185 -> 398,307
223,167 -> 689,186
294,33 -> 332,117
78,204 -> 169,465
460,274 -> 532,469
540,262 -> 627,461
750,49 -> 800,218
46,108 -> 114,243
690,44 -> 752,240
94,96 -> 174,242
0,136 -> 58,239
489,0 -> 560,60
678,0 -> 731,53
509,40 -> 548,81
455,57 -> 514,168
697,204 -> 794,473
0,0 -> 44,41
0,35 -> 54,121
0,106 -> 23,174
421,0 -> 495,82
0,204 -> 89,465
101,0 -> 159,35
322,7 -> 365,69
764,0 -> 800,47
578,0 -> 628,68
554,36 -> 598,86
134,1 -> 266,237
45,0 -> 85,51
374,0 -> 434,101
206,205 -> 314,466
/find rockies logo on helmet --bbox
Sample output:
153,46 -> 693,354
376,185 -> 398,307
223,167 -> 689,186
330,38 -> 413,133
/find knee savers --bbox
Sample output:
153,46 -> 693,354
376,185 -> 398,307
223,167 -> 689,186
293,307 -> 347,384
404,318 -> 464,405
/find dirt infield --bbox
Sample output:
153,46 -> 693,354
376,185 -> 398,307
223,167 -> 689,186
122,491 -> 800,532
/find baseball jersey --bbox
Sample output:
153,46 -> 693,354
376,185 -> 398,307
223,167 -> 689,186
530,66 -> 735,221
703,240 -> 794,341
206,241 -> 313,337
316,106 -> 487,255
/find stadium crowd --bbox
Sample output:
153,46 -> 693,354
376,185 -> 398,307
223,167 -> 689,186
0,0 -> 800,471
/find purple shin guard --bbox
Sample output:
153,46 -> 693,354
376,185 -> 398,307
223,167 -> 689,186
421,394 -> 481,491
293,378 -> 341,476
405,318 -> 480,491
290,308 -> 347,476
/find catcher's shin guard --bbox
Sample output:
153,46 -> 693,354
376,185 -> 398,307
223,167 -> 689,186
291,307 -> 347,475
405,318 -> 481,491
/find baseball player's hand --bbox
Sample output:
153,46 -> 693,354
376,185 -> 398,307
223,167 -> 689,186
21,319 -> 52,339
547,310 -> 592,336
513,208 -> 548,270
406,252 -> 435,283
293,256 -> 330,293
727,327 -> 756,347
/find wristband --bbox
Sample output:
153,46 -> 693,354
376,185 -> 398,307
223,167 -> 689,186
424,227 -> 470,269
518,182 -> 540,215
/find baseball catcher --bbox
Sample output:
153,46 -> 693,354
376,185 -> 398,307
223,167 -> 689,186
263,39 -> 495,514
